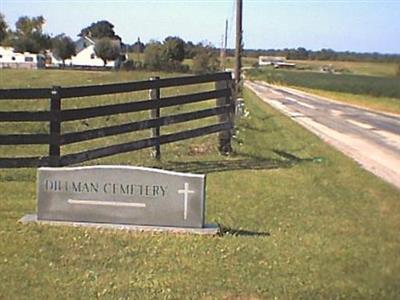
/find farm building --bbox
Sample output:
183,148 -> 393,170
258,56 -> 296,69
258,56 -> 287,66
0,46 -> 45,69
50,36 -> 126,68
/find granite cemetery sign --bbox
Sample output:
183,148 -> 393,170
32,166 -> 209,230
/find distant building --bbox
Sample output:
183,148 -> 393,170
0,46 -> 45,69
258,56 -> 286,66
50,36 -> 126,69
273,62 -> 296,69
258,56 -> 296,69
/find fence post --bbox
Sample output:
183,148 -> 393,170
49,86 -> 61,167
149,77 -> 161,159
216,78 -> 233,154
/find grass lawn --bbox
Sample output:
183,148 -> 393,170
1,69 -> 400,299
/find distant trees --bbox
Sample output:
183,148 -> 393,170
245,48 -> 400,63
143,41 -> 163,70
94,37 -> 121,66
192,47 -> 219,74
51,34 -> 76,67
0,13 -> 9,44
131,37 -> 145,53
184,41 -> 198,59
143,37 -> 189,72
11,15 -> 51,53
162,36 -> 185,62
79,20 -> 120,40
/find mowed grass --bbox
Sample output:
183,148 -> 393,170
0,69 -> 219,159
1,69 -> 400,299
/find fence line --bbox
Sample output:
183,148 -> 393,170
0,72 -> 235,168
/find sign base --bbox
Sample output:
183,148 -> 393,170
19,214 -> 220,235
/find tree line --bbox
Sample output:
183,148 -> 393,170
2,13 -> 397,73
0,14 -> 125,67
240,47 -> 400,63
0,13 -> 220,73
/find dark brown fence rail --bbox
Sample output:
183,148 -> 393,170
0,72 -> 234,168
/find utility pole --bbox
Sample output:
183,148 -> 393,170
234,0 -> 243,96
221,19 -> 228,71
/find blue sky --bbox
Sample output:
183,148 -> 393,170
1,0 -> 399,54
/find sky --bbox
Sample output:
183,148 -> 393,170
1,0 -> 399,54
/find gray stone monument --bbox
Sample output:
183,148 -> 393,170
20,166 -> 218,234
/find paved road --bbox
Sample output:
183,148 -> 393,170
245,80 -> 400,190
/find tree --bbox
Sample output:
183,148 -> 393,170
79,20 -> 120,40
184,41 -> 197,59
192,48 -> 220,74
0,13 -> 8,44
131,37 -> 145,53
15,16 -> 45,36
94,37 -> 121,66
143,41 -> 163,70
162,36 -> 185,62
12,15 -> 50,53
52,34 -> 76,67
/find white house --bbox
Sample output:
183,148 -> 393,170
0,46 -> 45,69
50,36 -> 124,68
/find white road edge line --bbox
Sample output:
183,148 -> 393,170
285,97 -> 297,102
271,90 -> 282,96
67,199 -> 146,208
346,119 -> 374,130
297,101 -> 316,109
374,130 -> 400,149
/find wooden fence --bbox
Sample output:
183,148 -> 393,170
0,72 -> 234,168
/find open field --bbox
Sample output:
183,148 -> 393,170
1,69 -> 400,299
247,68 -> 400,99
289,60 -> 399,77
0,68 -> 174,89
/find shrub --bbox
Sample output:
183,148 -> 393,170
143,41 -> 163,70
192,49 -> 220,74
121,59 -> 143,71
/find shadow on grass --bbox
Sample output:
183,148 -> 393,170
219,225 -> 271,237
161,150 -> 322,174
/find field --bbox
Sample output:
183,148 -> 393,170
0,69 -> 221,161
290,60 -> 399,77
247,68 -> 400,99
1,69 -> 400,299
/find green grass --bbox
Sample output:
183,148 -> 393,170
225,56 -> 258,69
1,70 -> 400,299
0,69 -> 220,160
247,68 -> 400,99
0,69 -> 182,89
290,60 -> 399,77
